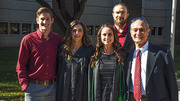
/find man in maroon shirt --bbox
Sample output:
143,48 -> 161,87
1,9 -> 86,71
112,2 -> 134,52
16,7 -> 63,101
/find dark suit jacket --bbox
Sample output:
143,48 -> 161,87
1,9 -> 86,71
126,43 -> 178,101
123,27 -> 134,53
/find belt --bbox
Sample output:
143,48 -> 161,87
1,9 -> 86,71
30,79 -> 56,86
130,92 -> 147,101
141,95 -> 147,101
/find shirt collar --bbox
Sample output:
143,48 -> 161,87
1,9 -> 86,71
37,28 -> 52,39
113,24 -> 127,33
135,41 -> 149,53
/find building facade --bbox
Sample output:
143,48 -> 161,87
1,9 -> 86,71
175,0 -> 180,45
0,0 -> 42,47
0,0 -> 179,47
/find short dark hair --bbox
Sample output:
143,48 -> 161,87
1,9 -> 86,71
113,2 -> 129,13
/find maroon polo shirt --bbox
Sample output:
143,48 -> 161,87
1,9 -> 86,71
114,24 -> 127,46
16,29 -> 63,91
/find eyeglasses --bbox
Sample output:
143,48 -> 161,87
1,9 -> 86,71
131,17 -> 145,22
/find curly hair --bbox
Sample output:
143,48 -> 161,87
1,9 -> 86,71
91,24 -> 124,67
62,20 -> 92,61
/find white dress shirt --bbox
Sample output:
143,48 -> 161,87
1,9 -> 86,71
130,41 -> 149,95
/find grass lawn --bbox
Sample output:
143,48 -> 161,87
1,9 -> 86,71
0,46 -> 180,100
0,48 -> 24,100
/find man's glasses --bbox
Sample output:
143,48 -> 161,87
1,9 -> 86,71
131,17 -> 145,22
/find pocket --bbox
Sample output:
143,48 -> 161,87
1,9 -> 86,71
25,83 -> 32,92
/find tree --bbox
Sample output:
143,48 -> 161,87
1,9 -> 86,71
36,0 -> 87,36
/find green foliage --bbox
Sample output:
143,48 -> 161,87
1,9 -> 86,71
0,82 -> 24,100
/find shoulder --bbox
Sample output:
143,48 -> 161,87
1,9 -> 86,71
51,32 -> 61,37
21,31 -> 37,42
51,32 -> 64,42
148,43 -> 173,60
149,43 -> 169,54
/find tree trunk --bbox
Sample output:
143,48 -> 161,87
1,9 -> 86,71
36,0 -> 87,36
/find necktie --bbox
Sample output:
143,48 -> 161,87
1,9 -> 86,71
134,49 -> 141,101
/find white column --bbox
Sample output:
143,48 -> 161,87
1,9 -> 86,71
170,0 -> 177,59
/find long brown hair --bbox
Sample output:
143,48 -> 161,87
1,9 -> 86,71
62,20 -> 92,61
91,24 -> 124,67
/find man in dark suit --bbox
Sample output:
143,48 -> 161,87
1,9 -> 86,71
112,2 -> 134,52
126,17 -> 178,101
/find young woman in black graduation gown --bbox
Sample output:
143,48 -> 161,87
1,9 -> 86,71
56,20 -> 94,101
88,24 -> 127,101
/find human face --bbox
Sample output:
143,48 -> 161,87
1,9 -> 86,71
130,20 -> 150,48
112,5 -> 129,27
36,13 -> 54,34
71,24 -> 84,43
101,27 -> 114,47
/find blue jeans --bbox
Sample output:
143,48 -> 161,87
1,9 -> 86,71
25,81 -> 57,101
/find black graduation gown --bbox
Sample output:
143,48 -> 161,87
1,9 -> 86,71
88,53 -> 126,101
56,44 -> 94,101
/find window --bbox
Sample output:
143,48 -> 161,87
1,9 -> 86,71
33,24 -> 39,32
151,27 -> 156,35
95,26 -> 100,35
158,27 -> 162,35
22,23 -> 31,34
10,23 -> 20,34
0,22 -> 8,34
86,25 -> 93,35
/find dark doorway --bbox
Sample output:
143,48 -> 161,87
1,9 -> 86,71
122,0 -> 142,26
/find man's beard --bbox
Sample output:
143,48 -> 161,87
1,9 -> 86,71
114,18 -> 127,28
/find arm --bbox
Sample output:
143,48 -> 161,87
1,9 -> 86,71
88,62 -> 93,101
16,37 -> 30,91
164,49 -> 178,101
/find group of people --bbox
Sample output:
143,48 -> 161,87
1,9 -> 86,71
16,2 -> 178,101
